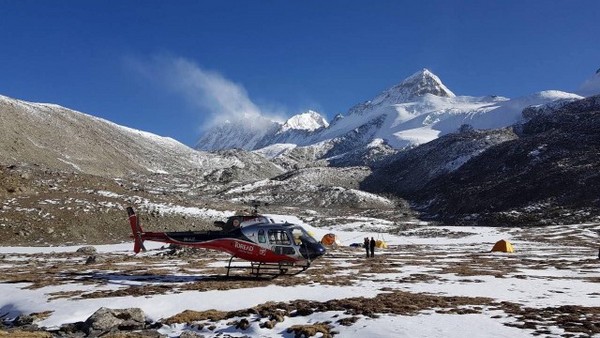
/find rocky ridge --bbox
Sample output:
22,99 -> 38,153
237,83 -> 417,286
400,95 -> 600,225
200,69 -> 582,174
0,95 -> 283,182
362,125 -> 519,195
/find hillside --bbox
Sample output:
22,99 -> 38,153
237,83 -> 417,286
0,95 -> 282,180
397,95 -> 600,225
0,94 -> 414,246
0,95 -> 286,245
361,126 -> 519,195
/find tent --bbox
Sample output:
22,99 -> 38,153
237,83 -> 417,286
375,240 -> 388,249
491,239 -> 514,253
320,233 -> 341,248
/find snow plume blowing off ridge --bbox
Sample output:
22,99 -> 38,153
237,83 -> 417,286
130,55 -> 283,137
578,68 -> 600,97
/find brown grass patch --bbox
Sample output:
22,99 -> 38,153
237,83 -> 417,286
163,309 -> 229,324
287,322 -> 337,338
29,311 -> 53,322
501,304 -> 600,336
0,331 -> 52,338
81,284 -> 175,299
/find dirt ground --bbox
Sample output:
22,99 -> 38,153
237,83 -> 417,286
1,238 -> 598,337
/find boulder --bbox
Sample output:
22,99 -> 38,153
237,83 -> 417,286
84,307 -> 146,335
13,314 -> 35,326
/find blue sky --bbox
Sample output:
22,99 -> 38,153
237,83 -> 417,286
1,0 -> 599,146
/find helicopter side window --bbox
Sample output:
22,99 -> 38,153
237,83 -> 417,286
267,229 -> 291,245
258,229 -> 266,243
274,246 -> 296,255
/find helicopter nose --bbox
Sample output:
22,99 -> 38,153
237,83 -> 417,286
316,244 -> 326,256
310,243 -> 327,259
300,242 -> 327,260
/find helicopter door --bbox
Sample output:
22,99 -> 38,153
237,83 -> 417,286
267,229 -> 296,255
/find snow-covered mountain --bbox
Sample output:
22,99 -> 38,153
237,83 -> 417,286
313,70 -> 581,150
346,68 -> 456,118
280,110 -> 329,132
196,69 -> 583,164
0,95 -> 282,180
195,110 -> 329,151
194,114 -> 280,152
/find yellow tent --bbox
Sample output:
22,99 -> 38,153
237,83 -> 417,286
321,233 -> 340,248
375,240 -> 388,249
491,239 -> 514,253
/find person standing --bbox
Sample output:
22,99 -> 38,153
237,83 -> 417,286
364,237 -> 370,258
370,237 -> 376,258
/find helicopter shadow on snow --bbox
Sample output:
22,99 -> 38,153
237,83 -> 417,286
59,270 -> 280,287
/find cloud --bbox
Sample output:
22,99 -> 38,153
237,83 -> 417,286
127,55 -> 284,129
577,71 -> 600,97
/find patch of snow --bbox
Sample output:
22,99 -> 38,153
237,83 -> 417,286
57,158 -> 82,171
252,143 -> 297,159
280,110 -> 329,132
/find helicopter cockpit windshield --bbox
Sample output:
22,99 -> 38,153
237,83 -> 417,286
291,226 -> 318,246
290,226 -> 324,260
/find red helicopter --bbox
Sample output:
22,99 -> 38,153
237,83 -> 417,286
127,203 -> 326,276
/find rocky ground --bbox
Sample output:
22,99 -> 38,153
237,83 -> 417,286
0,162 -> 415,247
0,223 -> 598,337
2,96 -> 600,337
0,163 -> 230,246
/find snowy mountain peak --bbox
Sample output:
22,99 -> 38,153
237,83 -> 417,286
397,68 -> 456,98
368,69 -> 455,108
403,68 -> 438,83
280,110 -> 329,132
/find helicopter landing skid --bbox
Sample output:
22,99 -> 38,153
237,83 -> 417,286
225,256 -> 310,277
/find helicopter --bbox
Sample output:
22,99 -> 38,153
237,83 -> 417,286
127,202 -> 326,276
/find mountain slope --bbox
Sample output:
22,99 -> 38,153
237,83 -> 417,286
361,126 -> 519,196
195,113 -> 281,151
196,110 -> 329,151
405,95 -> 600,226
198,69 -> 582,168
0,95 -> 283,180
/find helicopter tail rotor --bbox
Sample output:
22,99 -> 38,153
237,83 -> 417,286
127,207 -> 147,253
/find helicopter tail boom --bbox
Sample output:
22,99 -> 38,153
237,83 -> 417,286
127,207 -> 147,253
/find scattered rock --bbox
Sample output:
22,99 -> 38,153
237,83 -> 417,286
85,255 -> 106,265
102,330 -> 166,337
271,313 -> 285,323
336,316 -> 359,326
13,314 -> 35,327
83,307 -> 146,336
260,320 -> 276,329
235,318 -> 250,330
179,331 -> 205,338
76,246 -> 97,255
55,321 -> 86,336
